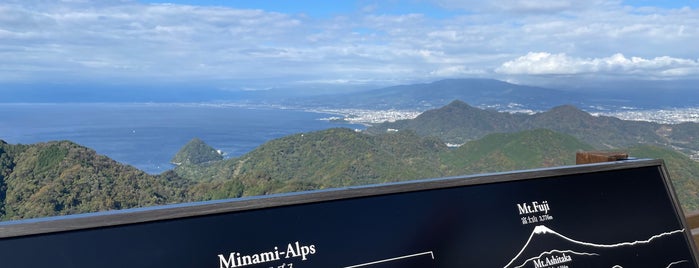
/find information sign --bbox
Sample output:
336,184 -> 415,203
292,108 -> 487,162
0,159 -> 696,267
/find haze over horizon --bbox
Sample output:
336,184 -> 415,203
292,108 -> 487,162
1,0 -> 698,95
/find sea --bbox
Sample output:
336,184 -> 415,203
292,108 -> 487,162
3,102 -> 698,175
0,103 -> 363,174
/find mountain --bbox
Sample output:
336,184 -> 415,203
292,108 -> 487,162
3,101 -> 699,220
171,138 -> 223,166
2,126 -> 699,220
367,100 -> 698,153
175,127 -> 699,211
299,78 -> 699,111
364,101 -> 699,210
0,140 -> 192,220
5,78 -> 698,109
526,105 -> 672,148
175,128 -> 451,195
667,122 -> 699,154
365,100 -> 526,144
174,128 -> 595,198
307,78 -> 585,110
559,78 -> 699,108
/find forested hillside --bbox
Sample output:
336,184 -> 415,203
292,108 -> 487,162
367,100 -> 699,154
2,101 -> 699,221
0,140 -> 191,220
171,138 -> 223,165
0,128 -> 596,220
176,129 -> 451,196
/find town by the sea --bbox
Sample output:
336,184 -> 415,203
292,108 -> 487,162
2,102 -> 698,174
0,103 -> 367,174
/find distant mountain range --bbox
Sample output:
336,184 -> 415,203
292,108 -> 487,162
305,79 -> 584,110
1,78 -> 699,221
301,78 -> 699,111
4,78 -> 698,111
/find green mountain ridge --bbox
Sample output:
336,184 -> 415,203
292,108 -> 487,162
367,100 -> 699,154
443,129 -> 595,174
0,128 -> 591,220
2,101 -> 699,221
175,128 -> 450,194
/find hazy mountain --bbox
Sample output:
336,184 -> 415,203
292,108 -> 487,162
7,79 -> 696,115
319,78 -> 699,110
555,78 -> 699,108
307,78 -> 585,110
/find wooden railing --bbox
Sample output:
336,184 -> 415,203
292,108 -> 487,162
686,210 -> 699,248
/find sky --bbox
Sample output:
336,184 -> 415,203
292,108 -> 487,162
1,0 -> 698,91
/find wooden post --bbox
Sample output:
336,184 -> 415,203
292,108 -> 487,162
576,151 -> 628,165
685,210 -> 699,249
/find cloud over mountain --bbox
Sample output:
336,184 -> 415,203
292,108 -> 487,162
496,52 -> 699,78
0,0 -> 697,89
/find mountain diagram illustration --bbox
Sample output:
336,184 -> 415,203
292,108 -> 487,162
503,225 -> 692,268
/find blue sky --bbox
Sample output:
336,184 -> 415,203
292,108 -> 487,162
624,0 -> 698,8
140,0 -> 699,14
138,0 -> 460,18
1,0 -> 697,91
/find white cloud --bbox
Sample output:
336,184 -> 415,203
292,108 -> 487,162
430,65 -> 488,77
0,0 -> 698,88
432,0 -> 609,14
496,52 -> 699,77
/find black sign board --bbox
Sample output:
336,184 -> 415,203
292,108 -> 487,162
0,159 -> 697,267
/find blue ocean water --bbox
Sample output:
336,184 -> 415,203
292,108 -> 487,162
0,103 -> 362,174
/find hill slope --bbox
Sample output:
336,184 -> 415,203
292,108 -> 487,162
177,128 -> 451,196
2,119 -> 699,220
0,140 -> 192,220
367,100 -> 697,154
175,129 -> 608,198
180,127 -> 699,211
443,129 -> 595,174
627,145 -> 699,211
